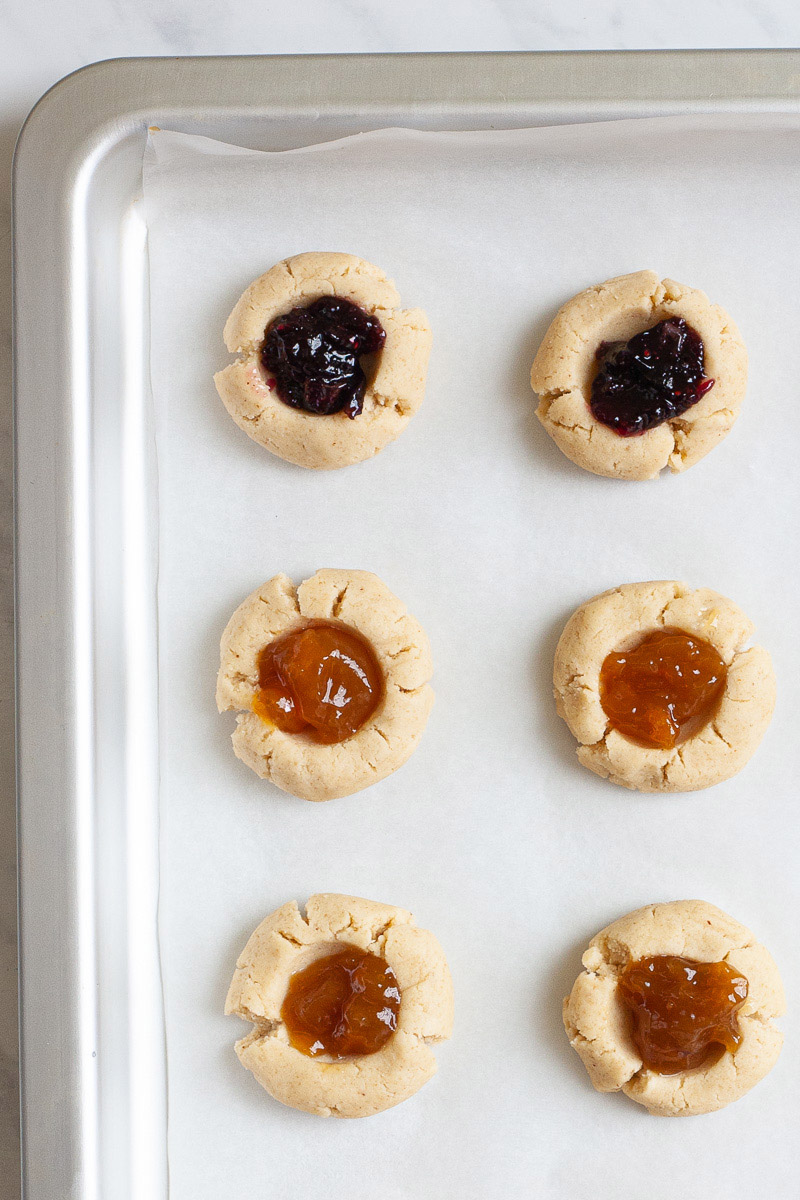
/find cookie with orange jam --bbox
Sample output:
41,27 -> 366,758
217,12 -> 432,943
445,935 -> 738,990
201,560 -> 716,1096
553,580 -> 775,792
563,900 -> 784,1116
216,569 -> 433,801
225,893 -> 453,1118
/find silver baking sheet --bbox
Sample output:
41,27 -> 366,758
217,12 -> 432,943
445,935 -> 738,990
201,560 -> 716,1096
13,52 -> 800,1200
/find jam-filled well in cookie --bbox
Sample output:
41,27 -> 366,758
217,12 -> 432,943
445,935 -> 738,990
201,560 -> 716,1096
599,628 -> 727,750
281,945 -> 401,1058
261,296 -> 386,418
590,318 -> 715,436
618,955 -> 748,1074
253,619 -> 384,744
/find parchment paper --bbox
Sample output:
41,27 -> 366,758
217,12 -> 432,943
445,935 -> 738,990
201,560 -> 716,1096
143,116 -> 800,1200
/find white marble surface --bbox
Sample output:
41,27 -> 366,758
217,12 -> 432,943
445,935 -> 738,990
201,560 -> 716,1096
2,2 -> 800,1193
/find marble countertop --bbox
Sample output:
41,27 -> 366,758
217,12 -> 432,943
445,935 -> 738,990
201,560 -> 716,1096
2,2 -> 799,1193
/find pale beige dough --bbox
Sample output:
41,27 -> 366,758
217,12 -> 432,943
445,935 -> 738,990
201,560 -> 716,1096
216,569 -> 434,801
214,252 -> 432,469
530,271 -> 748,480
226,893 -> 454,1118
563,900 -> 784,1116
553,580 -> 775,792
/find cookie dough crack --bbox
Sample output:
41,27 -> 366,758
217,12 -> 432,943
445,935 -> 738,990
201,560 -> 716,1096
276,930 -> 305,949
371,389 -> 408,414
585,730 -> 611,754
739,1010 -> 778,1029
240,1012 -> 281,1038
710,722 -> 734,750
539,386 -> 573,404
552,418 -> 594,440
330,585 -> 350,619
563,671 -> 592,692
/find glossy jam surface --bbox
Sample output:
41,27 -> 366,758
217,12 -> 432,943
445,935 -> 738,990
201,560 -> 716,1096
590,318 -> 715,436
260,297 -> 386,418
281,945 -> 401,1058
619,955 -> 748,1074
599,628 -> 727,750
252,619 -> 383,744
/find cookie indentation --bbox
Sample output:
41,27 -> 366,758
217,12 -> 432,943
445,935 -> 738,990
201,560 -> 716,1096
254,619 -> 384,744
590,318 -> 714,436
599,628 -> 726,750
618,955 -> 747,1074
261,297 -> 386,418
281,944 -> 400,1058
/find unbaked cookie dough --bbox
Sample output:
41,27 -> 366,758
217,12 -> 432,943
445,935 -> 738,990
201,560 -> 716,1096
226,893 -> 454,1118
214,252 -> 432,469
553,581 -> 775,792
216,569 -> 434,801
563,900 -> 784,1116
530,271 -> 747,480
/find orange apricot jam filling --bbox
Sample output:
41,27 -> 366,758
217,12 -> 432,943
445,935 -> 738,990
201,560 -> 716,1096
281,945 -> 401,1058
618,955 -> 748,1074
252,619 -> 384,745
599,627 -> 727,750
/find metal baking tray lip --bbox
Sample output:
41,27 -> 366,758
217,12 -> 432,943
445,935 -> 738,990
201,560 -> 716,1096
13,51 -> 800,1200
15,50 -> 800,183
17,49 -> 800,127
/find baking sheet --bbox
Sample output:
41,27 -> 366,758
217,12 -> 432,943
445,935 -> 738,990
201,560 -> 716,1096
142,116 -> 800,1200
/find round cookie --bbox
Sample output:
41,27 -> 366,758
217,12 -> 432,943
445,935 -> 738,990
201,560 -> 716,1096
563,900 -> 784,1116
216,569 -> 434,801
530,271 -> 747,480
214,252 -> 432,469
553,580 -> 775,792
226,893 -> 454,1118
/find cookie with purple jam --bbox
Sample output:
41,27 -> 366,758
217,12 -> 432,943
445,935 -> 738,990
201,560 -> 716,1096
215,253 -> 432,469
531,272 -> 747,481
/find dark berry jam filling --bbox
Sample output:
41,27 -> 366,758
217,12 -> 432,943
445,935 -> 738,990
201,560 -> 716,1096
260,297 -> 386,419
590,318 -> 715,437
